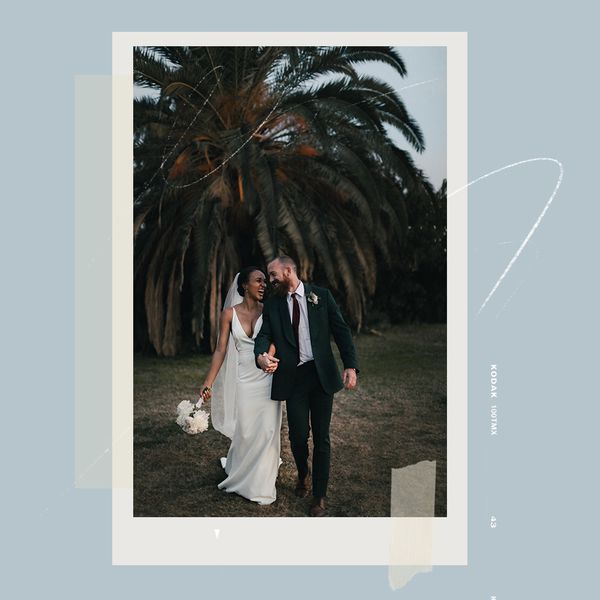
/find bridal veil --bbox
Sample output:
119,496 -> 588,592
210,273 -> 242,439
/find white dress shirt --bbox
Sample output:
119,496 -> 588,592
287,281 -> 314,366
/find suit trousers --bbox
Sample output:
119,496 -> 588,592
286,360 -> 334,498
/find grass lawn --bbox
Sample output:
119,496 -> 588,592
134,323 -> 446,517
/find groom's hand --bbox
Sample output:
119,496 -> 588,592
342,368 -> 357,390
258,352 -> 279,373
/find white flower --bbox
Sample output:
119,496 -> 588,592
176,399 -> 210,434
177,400 -> 194,414
308,291 -> 319,305
183,409 -> 210,434
175,401 -> 192,425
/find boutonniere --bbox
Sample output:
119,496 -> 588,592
307,291 -> 320,306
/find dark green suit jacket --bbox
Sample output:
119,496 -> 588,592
254,283 -> 359,400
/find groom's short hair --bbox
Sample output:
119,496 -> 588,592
271,255 -> 297,272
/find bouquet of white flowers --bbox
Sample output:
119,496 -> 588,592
176,399 -> 210,434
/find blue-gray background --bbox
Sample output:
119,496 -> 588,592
5,0 -> 598,597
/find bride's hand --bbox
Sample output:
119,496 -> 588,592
200,385 -> 212,401
258,352 -> 279,373
266,344 -> 278,373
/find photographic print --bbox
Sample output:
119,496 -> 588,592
132,44 -> 448,519
112,30 -> 466,566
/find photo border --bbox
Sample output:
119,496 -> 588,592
113,31 -> 467,566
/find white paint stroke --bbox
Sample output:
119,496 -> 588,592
448,157 -> 563,315
495,279 -> 526,320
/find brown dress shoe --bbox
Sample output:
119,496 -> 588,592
309,497 -> 327,517
294,474 -> 311,498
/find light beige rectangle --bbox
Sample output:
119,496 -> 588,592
75,75 -> 112,489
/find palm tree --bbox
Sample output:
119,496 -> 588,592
134,46 -> 436,356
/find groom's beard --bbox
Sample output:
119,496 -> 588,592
270,279 -> 290,297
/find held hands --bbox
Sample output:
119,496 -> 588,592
342,368 -> 357,390
257,352 -> 279,374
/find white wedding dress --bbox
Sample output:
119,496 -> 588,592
217,307 -> 283,505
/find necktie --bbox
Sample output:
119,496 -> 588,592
291,293 -> 300,365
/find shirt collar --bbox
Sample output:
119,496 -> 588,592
288,281 -> 305,299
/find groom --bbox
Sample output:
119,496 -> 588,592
255,256 -> 359,517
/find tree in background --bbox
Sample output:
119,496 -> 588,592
134,46 -> 440,356
368,178 -> 446,326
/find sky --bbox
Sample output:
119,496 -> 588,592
134,46 -> 447,188
382,46 -> 446,188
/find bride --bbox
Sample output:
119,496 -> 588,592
200,267 -> 283,505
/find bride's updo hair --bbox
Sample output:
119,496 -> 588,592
237,266 -> 264,296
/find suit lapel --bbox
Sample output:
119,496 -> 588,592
279,295 -> 297,348
304,283 -> 318,344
